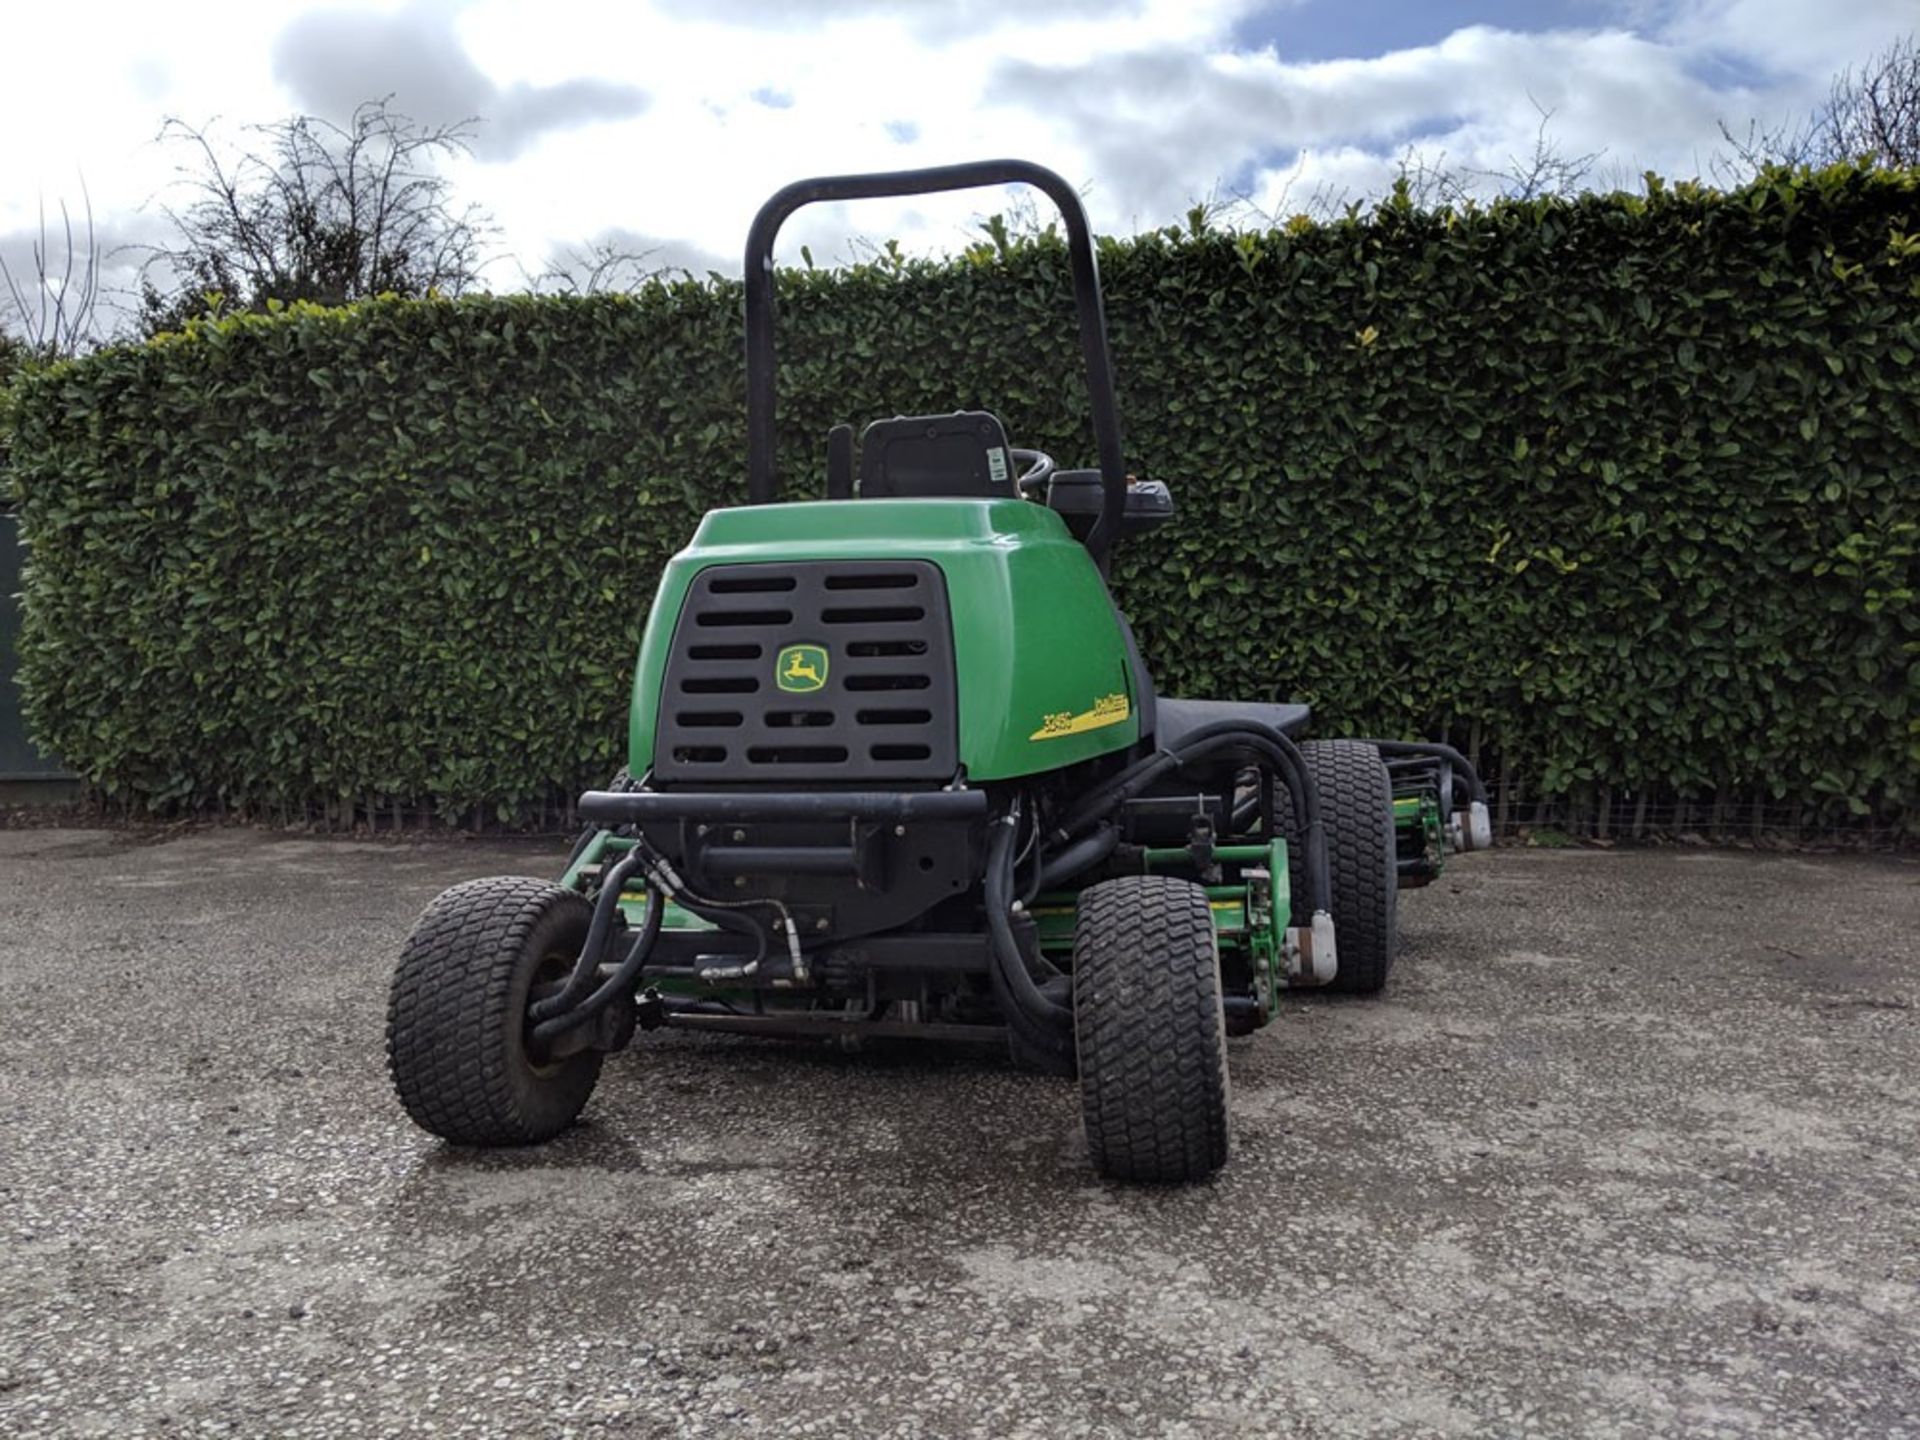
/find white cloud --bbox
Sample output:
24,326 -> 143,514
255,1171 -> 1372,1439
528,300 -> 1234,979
272,4 -> 647,159
990,12 -> 1891,223
1658,0 -> 1917,77
0,0 -> 1913,340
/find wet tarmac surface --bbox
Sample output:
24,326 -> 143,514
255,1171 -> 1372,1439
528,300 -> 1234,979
1,828 -> 1916,1437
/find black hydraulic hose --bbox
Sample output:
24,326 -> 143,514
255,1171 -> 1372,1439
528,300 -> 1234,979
530,883 -> 665,1044
995,962 -> 1077,1065
640,846 -> 784,975
1056,719 -> 1304,837
986,837 -> 1075,1061
1157,726 -> 1332,915
1052,752 -> 1176,838
1053,720 -> 1331,916
675,898 -> 773,970
1231,767 -> 1278,834
1001,975 -> 1077,1062
1018,809 -> 1046,906
985,810 -> 1073,1031
533,839 -> 781,1040
1036,823 -> 1117,891
530,847 -> 647,1022
1365,740 -> 1487,804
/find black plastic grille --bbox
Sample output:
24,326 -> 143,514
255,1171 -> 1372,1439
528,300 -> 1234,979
653,561 -> 959,784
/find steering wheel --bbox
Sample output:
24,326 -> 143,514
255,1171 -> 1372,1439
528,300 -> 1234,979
1010,447 -> 1056,494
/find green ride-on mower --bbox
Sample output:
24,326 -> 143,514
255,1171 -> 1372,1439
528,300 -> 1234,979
387,160 -> 1492,1182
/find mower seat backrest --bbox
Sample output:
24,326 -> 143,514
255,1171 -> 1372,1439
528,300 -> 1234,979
859,411 -> 1018,499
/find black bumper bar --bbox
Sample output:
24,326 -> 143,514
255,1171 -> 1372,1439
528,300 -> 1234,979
577,789 -> 990,826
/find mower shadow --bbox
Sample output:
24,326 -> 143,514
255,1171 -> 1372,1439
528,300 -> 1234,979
630,1028 -> 1030,1076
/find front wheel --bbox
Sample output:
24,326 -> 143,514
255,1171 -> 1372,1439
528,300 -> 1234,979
387,876 -> 604,1145
1073,876 -> 1230,1183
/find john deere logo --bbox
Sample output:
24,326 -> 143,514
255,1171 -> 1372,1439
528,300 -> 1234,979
776,643 -> 829,693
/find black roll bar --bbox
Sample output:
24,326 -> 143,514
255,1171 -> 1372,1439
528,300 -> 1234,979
743,159 -> 1128,561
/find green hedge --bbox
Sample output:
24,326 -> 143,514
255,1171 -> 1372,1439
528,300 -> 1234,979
6,165 -> 1918,828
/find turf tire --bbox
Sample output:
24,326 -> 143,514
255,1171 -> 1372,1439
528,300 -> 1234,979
1280,739 -> 1399,994
1073,876 -> 1230,1182
387,876 -> 604,1145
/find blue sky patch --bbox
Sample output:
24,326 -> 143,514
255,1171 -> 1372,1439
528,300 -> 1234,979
1234,0 -> 1632,61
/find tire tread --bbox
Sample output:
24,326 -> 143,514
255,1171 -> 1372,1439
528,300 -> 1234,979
1074,876 -> 1230,1183
386,876 -> 602,1145
1283,739 -> 1399,993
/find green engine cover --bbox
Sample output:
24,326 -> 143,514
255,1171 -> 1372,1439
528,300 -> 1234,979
627,498 -> 1140,782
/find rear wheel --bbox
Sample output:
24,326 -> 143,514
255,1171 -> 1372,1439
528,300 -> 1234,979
1281,739 -> 1399,994
387,876 -> 604,1145
1073,876 -> 1230,1182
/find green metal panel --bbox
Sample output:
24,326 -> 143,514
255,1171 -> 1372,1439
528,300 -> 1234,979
627,499 -> 1140,782
0,513 -> 70,780
1394,794 -> 1446,884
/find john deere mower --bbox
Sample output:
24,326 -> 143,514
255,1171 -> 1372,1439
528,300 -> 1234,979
387,160 -> 1491,1182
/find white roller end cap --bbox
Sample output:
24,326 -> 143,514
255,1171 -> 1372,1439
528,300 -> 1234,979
1448,800 -> 1494,853
1309,909 -> 1338,984
1467,800 -> 1492,851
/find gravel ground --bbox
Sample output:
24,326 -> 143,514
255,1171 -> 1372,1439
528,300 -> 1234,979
0,828 -> 1915,1438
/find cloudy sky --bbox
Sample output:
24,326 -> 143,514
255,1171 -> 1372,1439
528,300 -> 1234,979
1,0 -> 1914,328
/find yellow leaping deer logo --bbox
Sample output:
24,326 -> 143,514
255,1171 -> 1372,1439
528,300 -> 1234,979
776,643 -> 829,693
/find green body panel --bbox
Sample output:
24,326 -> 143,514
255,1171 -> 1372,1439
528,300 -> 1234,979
626,499 -> 1140,782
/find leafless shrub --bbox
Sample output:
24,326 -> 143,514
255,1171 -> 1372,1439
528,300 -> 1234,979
139,97 -> 494,333
1,186 -> 103,358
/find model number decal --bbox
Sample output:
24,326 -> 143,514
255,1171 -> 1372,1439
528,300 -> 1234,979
1030,692 -> 1131,741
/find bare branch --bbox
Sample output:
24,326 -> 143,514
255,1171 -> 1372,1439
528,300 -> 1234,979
137,98 -> 495,333
525,239 -> 665,296
1714,32 -> 1918,178
1813,32 -> 1920,167
1394,144 -> 1475,210
1469,100 -> 1605,200
0,181 -> 104,358
1209,153 -> 1352,230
